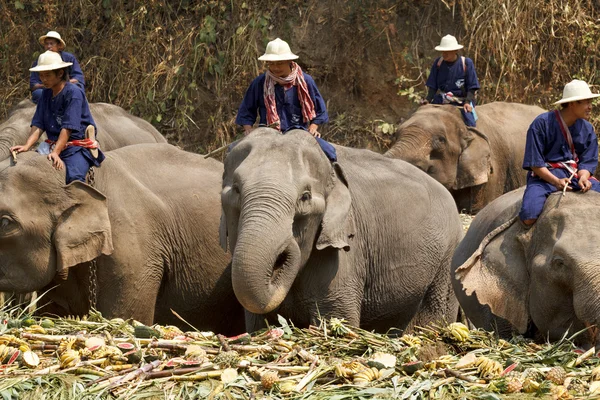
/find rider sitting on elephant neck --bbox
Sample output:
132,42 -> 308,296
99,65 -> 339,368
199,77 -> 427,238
30,31 -> 85,105
11,51 -> 103,184
423,35 -> 480,127
235,38 -> 336,162
520,79 -> 600,226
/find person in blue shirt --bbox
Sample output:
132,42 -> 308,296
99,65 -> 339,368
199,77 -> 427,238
423,35 -> 480,127
236,38 -> 336,161
12,51 -> 103,184
519,79 -> 600,226
30,31 -> 85,104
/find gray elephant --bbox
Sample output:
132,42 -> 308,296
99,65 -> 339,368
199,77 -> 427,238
385,102 -> 544,213
0,143 -> 244,334
220,128 -> 463,333
0,99 -> 165,165
452,188 -> 600,347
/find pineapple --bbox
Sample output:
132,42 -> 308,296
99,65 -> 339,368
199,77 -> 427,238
261,370 -> 279,390
566,378 -> 586,395
546,366 -> 567,385
505,378 -> 523,393
213,350 -> 240,368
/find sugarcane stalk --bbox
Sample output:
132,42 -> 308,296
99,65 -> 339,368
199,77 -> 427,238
144,363 -> 215,380
217,334 -> 231,351
575,347 -> 595,366
84,366 -> 137,388
230,344 -> 274,353
68,367 -> 106,377
91,359 -> 162,392
30,344 -> 59,351
171,369 -> 224,381
21,333 -> 85,343
265,365 -> 311,373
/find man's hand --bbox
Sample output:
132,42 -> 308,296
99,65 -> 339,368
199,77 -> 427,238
420,99 -> 429,106
308,124 -> 321,138
10,145 -> 30,154
553,177 -> 572,191
48,152 -> 64,170
243,125 -> 253,136
578,170 -> 592,192
69,79 -> 79,84
463,103 -> 473,113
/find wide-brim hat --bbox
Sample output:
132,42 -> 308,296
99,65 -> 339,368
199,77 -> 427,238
435,35 -> 464,51
258,38 -> 299,61
39,31 -> 66,48
29,50 -> 72,72
554,79 -> 600,104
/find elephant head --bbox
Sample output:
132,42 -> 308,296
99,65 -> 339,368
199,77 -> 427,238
386,105 -> 491,191
220,128 -> 352,314
455,191 -> 600,346
0,154 -> 113,293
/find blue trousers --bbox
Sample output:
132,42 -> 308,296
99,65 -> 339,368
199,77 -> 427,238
432,96 -> 477,127
519,169 -> 600,221
61,147 -> 105,184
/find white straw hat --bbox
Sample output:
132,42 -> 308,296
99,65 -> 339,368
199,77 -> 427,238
29,50 -> 73,72
258,38 -> 299,61
554,79 -> 600,105
39,31 -> 66,48
435,35 -> 464,52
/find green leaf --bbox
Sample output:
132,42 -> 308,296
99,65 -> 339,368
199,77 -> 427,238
156,114 -> 162,123
14,1 -> 24,10
277,314 -> 292,336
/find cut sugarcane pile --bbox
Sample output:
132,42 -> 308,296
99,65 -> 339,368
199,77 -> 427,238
0,311 -> 599,399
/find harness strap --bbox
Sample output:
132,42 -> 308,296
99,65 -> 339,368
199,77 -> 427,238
554,110 -> 578,162
436,56 -> 466,73
45,138 -> 99,149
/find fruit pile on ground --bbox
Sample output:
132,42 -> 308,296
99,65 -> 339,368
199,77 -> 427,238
0,307 -> 599,399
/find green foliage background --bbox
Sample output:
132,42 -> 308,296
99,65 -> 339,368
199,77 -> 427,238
0,0 -> 598,154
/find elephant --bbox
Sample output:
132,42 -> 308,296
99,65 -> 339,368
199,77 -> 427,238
220,128 -> 463,333
0,143 -> 244,334
385,102 -> 545,213
0,99 -> 165,167
452,187 -> 600,347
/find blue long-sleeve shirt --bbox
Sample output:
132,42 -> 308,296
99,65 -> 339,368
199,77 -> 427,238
426,57 -> 479,103
522,111 -> 598,175
30,51 -> 85,90
31,82 -> 96,147
236,72 -> 328,133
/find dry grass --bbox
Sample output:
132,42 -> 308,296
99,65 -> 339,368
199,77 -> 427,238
0,0 -> 598,154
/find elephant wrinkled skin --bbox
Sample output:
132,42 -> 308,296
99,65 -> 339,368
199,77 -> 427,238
385,102 -> 545,213
0,144 -> 244,334
220,128 -> 463,333
452,188 -> 600,347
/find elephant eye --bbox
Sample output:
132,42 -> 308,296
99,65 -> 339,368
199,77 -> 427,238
0,216 -> 14,228
300,191 -> 312,202
0,215 -> 19,237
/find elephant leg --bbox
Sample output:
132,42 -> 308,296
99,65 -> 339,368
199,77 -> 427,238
408,259 -> 459,330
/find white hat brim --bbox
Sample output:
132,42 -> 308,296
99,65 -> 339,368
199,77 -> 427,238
554,93 -> 600,105
39,35 -> 66,48
258,53 -> 299,61
435,44 -> 464,51
29,61 -> 73,72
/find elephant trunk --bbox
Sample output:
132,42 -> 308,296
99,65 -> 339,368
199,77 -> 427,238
231,193 -> 301,314
385,130 -> 431,165
574,260 -> 600,343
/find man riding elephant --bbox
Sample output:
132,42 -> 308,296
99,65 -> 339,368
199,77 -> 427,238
386,102 -> 545,213
423,35 -> 480,127
520,79 -> 600,226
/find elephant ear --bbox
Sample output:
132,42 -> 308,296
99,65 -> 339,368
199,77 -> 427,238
316,162 -> 353,251
53,181 -> 114,279
454,127 -> 491,190
454,217 -> 530,333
